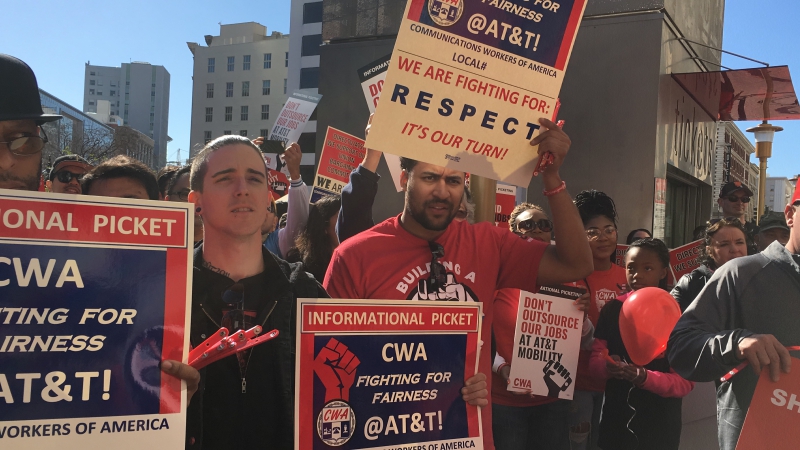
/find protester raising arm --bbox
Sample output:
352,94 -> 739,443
277,143 -> 310,256
525,118 -> 594,285
337,114 -> 382,242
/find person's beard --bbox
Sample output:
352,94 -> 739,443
408,197 -> 457,231
0,159 -> 41,191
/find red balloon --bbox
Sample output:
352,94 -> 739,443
619,288 -> 681,366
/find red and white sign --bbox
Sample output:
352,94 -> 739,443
494,184 -> 517,228
669,239 -> 704,284
312,127 -> 366,202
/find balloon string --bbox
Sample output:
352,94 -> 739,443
719,345 -> 800,383
626,384 -> 640,450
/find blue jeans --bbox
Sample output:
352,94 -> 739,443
569,390 -> 603,450
492,401 -> 571,450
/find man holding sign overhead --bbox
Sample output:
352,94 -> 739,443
324,118 -> 593,449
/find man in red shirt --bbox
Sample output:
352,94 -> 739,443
324,118 -> 594,449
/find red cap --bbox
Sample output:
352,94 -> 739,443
792,182 -> 800,206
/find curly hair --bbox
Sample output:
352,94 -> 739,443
508,202 -> 545,233
574,190 -> 618,226
292,194 -> 342,281
702,218 -> 747,269
626,237 -> 671,290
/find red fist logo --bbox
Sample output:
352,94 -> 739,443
314,338 -> 361,402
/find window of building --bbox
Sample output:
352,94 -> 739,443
225,106 -> 232,122
284,78 -> 287,94
89,80 -> 96,86
261,104 -> 269,120
204,131 -> 212,143
241,105 -> 249,121
240,130 -> 248,137
152,83 -> 156,88
89,101 -> 95,105
97,80 -> 103,86
205,107 -> 213,122
242,81 -> 250,97
125,93 -> 130,101
151,91 -> 156,97
90,71 -> 96,76
226,82 -> 233,97
227,56 -> 235,71
97,91 -> 103,96
243,55 -> 251,70
264,53 -> 272,69
262,80 -> 271,95
224,130 -> 231,135
208,58 -> 215,73
260,129 -> 269,137
110,90 -> 116,96
89,89 -> 95,95
303,1 -> 323,23
302,34 -> 323,56
285,52 -> 289,67
300,67 -> 319,89
206,83 -> 214,98
111,81 -> 116,87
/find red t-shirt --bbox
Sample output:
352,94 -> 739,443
492,288 -> 558,408
324,216 -> 548,450
572,264 -> 627,392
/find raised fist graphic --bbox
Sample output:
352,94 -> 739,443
314,338 -> 360,402
415,273 -> 473,302
543,359 -> 573,398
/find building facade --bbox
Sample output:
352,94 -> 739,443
764,177 -> 796,213
711,122 -> 759,221
83,62 -> 171,168
187,22 -> 289,158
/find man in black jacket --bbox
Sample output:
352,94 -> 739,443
185,135 -> 328,449
668,183 -> 800,450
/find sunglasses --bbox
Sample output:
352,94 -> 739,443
428,242 -> 447,292
54,170 -> 83,184
725,195 -> 750,203
220,283 -> 245,331
518,218 -> 553,233
586,226 -> 617,241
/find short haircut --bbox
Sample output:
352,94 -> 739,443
165,164 -> 192,196
156,165 -> 181,197
626,237 -> 671,290
81,155 -> 159,200
190,135 -> 265,192
399,157 -> 418,173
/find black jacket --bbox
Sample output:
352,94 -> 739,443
667,241 -> 800,450
336,164 -> 380,243
186,245 -> 328,449
670,264 -> 714,312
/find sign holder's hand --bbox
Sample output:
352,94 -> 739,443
461,372 -> 488,407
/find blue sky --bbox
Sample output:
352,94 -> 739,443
2,0 -> 797,177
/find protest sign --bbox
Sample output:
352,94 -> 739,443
508,287 -> 584,399
669,239 -> 704,284
268,90 -> 322,146
358,54 -> 404,192
615,244 -> 629,267
295,299 -> 483,450
735,357 -> 800,450
365,0 -> 587,187
312,127 -> 366,203
261,152 -> 292,200
0,190 -> 192,449
494,184 -> 517,227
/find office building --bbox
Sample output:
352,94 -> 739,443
187,22 -> 289,159
83,61 -> 171,168
288,0 -> 322,169
765,177 -> 796,213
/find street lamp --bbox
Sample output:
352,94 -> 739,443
746,121 -> 783,223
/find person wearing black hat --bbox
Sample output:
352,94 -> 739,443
46,154 -> 93,194
754,210 -> 790,252
0,54 -> 62,191
716,181 -> 758,254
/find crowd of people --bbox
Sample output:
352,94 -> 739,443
3,52 -> 800,450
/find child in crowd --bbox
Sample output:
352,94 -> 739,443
590,238 -> 694,450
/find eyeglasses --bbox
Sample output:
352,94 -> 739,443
0,130 -> 48,156
428,242 -> 447,292
725,195 -> 750,203
518,218 -> 553,233
586,226 -> 617,241
168,189 -> 191,201
54,170 -> 84,184
220,283 -> 245,331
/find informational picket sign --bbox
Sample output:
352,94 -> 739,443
268,90 -> 322,146
494,184 -> 517,227
358,54 -> 405,192
507,287 -> 584,399
615,244 -> 629,267
312,127 -> 366,203
736,357 -> 800,450
365,0 -> 587,187
669,239 -> 704,283
0,190 -> 192,449
295,299 -> 483,450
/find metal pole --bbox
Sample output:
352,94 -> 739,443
757,156 -> 769,224
470,175 -> 497,224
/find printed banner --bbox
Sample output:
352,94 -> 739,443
295,299 -> 483,450
312,127 -> 366,203
261,153 -> 292,200
494,184 -> 517,227
358,55 -> 405,192
365,0 -> 588,187
507,287 -> 584,399
736,357 -> 800,450
669,239 -> 704,284
269,90 -> 322,146
615,244 -> 629,267
0,190 -> 192,449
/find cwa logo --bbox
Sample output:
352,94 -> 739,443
429,0 -> 464,27
595,289 -> 617,310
